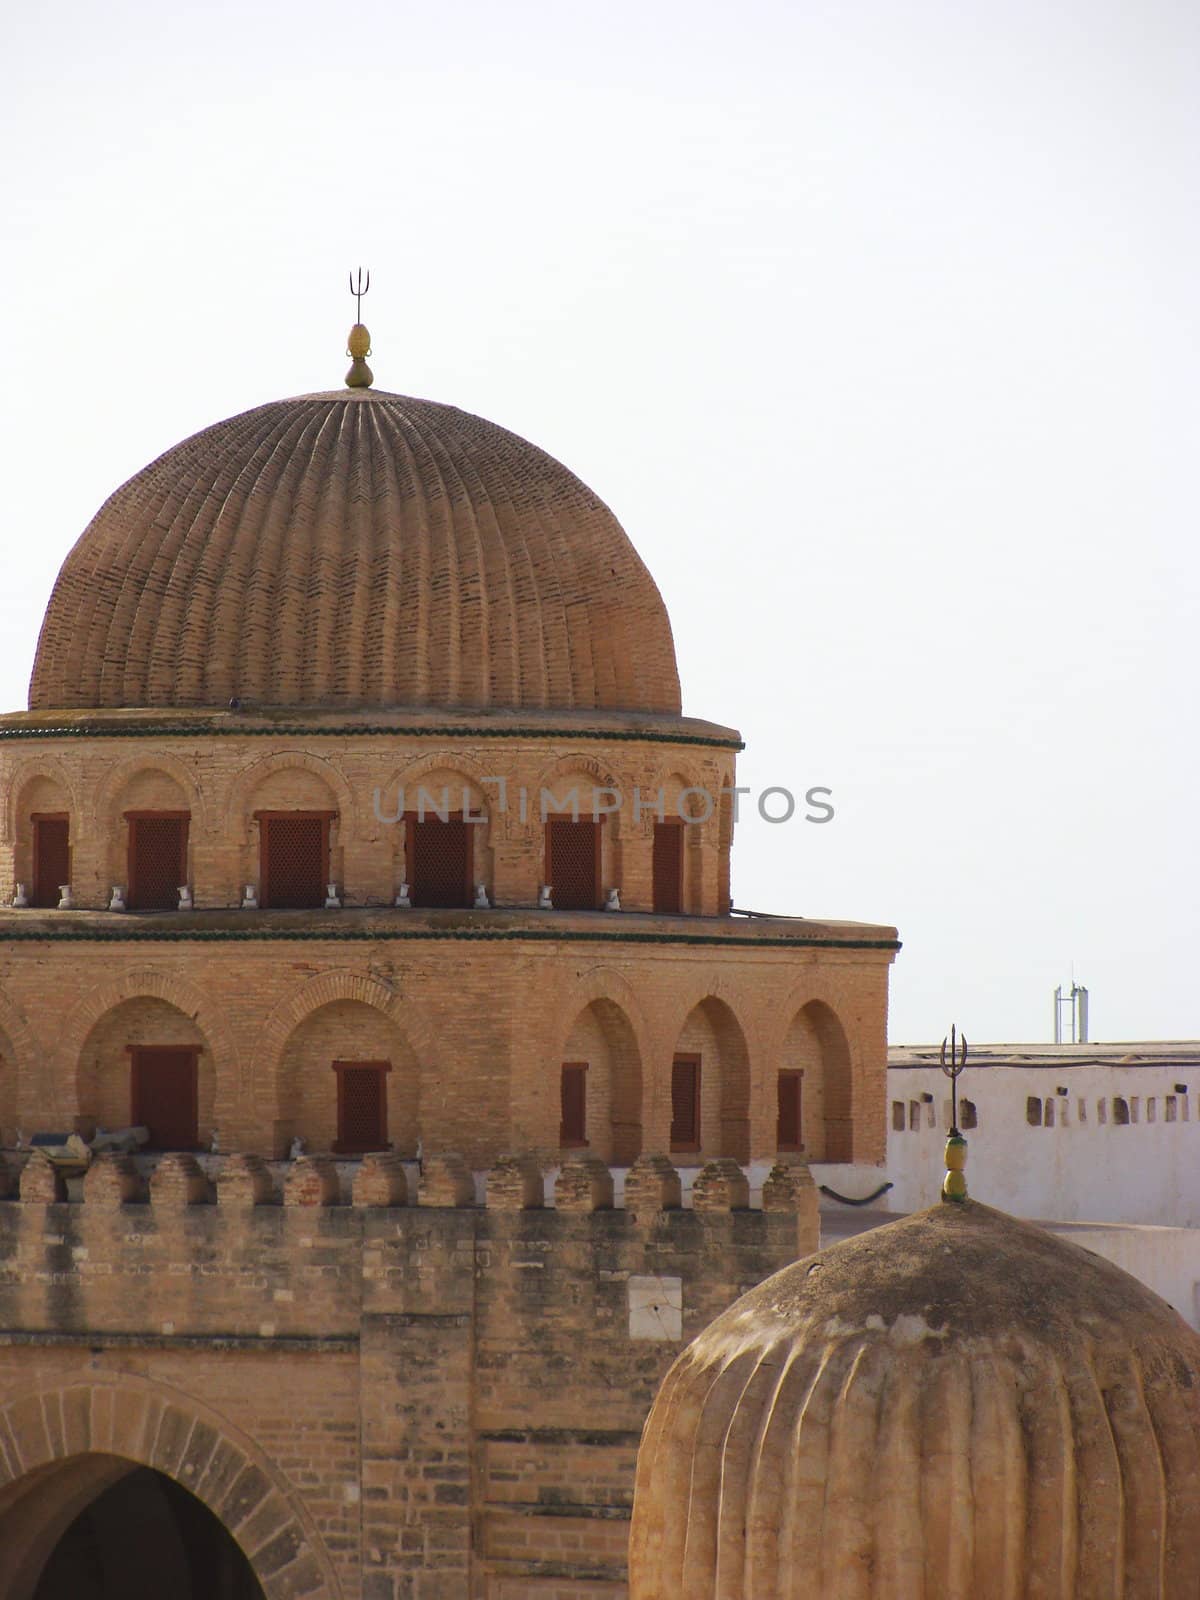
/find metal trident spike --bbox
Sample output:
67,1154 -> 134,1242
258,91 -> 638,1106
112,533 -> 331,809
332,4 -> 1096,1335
349,266 -> 370,322
940,1024 -> 969,1136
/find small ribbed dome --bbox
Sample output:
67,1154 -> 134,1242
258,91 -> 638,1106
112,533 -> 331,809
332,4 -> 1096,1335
630,1201 -> 1200,1598
29,390 -> 681,714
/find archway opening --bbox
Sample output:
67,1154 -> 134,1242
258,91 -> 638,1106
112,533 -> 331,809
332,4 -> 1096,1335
671,999 -> 750,1164
77,997 -> 213,1152
782,1001 -> 853,1162
280,997 -> 420,1157
2,1457 -> 265,1600
559,998 -> 643,1164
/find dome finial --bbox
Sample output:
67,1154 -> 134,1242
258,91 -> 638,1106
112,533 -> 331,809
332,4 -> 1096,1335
940,1023 -> 969,1202
346,266 -> 373,388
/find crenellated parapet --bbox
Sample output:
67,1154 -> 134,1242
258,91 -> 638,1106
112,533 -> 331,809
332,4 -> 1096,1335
0,1146 -> 819,1597
690,1156 -> 750,1211
486,1152 -> 544,1210
2,1148 -> 817,1220
82,1151 -> 143,1208
217,1151 -> 275,1206
554,1152 -> 614,1211
352,1150 -> 408,1207
418,1151 -> 475,1208
624,1152 -> 683,1216
149,1151 -> 211,1208
17,1150 -> 64,1203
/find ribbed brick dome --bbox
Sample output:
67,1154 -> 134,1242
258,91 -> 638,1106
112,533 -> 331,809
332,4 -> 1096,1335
29,389 -> 681,714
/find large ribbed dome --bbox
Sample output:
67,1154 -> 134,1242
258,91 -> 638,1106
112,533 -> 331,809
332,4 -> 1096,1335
29,389 -> 681,714
630,1200 -> 1200,1598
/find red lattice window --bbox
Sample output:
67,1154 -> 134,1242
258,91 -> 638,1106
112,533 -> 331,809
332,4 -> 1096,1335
652,820 -> 684,914
406,814 -> 472,908
777,1070 -> 803,1151
560,1062 -> 588,1147
129,1045 -> 199,1150
670,1054 -> 701,1151
31,814 -> 69,908
546,819 -> 600,910
126,812 -> 189,911
258,812 -> 331,909
333,1061 -> 390,1154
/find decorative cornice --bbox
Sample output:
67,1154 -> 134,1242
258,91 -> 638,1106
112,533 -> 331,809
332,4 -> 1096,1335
0,923 -> 900,951
0,721 -> 744,752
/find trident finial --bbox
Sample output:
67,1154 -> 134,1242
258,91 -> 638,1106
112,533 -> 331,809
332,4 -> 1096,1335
940,1024 -> 968,1135
350,266 -> 370,320
345,267 -> 374,389
940,1024 -> 969,1203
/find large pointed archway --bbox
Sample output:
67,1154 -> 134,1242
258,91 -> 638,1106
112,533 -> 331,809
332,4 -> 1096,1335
0,1380 -> 340,1600
23,1459 -> 266,1598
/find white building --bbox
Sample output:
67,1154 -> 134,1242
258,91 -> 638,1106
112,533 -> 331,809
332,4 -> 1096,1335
880,1040 -> 1200,1327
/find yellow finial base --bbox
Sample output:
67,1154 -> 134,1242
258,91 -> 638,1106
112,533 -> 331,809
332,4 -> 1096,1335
942,1132 -> 968,1204
346,324 -> 373,388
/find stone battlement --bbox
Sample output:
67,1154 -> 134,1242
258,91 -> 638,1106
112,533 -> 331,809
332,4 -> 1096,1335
6,1147 -> 817,1214
0,1150 -> 815,1595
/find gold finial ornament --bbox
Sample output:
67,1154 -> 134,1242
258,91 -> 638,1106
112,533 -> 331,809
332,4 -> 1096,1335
345,267 -> 373,388
940,1023 -> 969,1203
943,1131 -> 968,1202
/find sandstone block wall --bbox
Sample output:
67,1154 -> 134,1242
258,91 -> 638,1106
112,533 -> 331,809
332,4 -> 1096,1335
0,1152 -> 818,1599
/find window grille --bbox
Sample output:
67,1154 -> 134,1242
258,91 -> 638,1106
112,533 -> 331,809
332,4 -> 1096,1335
127,814 -> 188,910
777,1070 -> 803,1150
333,1061 -> 390,1153
407,815 -> 472,907
31,815 -> 69,908
560,1062 -> 588,1147
546,819 -> 600,910
260,814 -> 329,909
130,1046 -> 199,1150
670,1055 -> 700,1150
652,821 -> 683,913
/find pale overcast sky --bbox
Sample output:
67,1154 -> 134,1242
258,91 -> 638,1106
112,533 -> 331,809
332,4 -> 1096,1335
2,0 -> 1197,1044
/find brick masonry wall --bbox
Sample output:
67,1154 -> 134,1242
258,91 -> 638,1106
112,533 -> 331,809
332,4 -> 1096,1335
0,722 -> 896,1168
0,1156 -> 818,1599
0,934 -> 892,1166
0,729 -> 739,916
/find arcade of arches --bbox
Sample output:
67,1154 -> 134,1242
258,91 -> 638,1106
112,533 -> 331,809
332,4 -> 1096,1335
0,972 -> 874,1168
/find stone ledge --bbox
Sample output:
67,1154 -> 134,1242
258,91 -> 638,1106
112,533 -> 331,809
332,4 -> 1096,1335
0,1330 -> 359,1351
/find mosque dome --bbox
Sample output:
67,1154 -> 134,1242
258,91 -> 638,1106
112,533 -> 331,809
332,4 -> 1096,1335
29,388 -> 681,715
629,1199 -> 1200,1597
